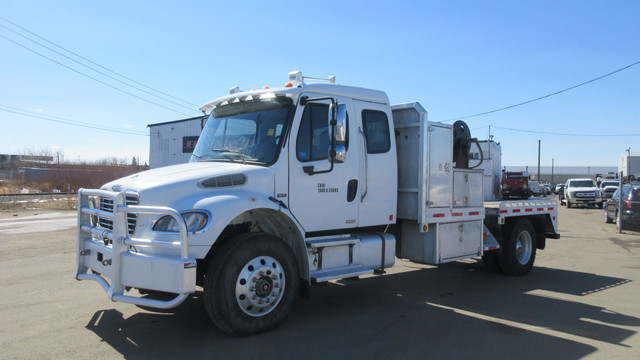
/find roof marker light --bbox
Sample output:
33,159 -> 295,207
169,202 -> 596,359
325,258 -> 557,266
229,86 -> 240,94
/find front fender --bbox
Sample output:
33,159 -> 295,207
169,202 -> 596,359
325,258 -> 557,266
189,191 -> 302,247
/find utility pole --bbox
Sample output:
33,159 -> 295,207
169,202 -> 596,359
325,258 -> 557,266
551,158 -> 554,185
537,140 -> 541,182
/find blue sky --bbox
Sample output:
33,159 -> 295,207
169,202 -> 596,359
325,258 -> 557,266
1,1 -> 638,168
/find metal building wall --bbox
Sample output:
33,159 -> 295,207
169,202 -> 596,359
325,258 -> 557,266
148,116 -> 205,169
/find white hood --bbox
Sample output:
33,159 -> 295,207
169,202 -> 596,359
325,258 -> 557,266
102,162 -> 275,208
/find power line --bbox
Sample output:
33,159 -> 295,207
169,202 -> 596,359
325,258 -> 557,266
0,104 -> 150,136
1,34 -> 194,117
489,125 -> 640,137
0,22 -> 196,111
441,60 -> 640,122
0,16 -> 199,109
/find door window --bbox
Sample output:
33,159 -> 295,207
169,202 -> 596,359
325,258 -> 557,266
362,110 -> 390,154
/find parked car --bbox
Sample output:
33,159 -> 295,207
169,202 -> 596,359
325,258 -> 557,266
556,183 -> 565,199
529,181 -> 544,196
542,184 -> 552,196
564,178 -> 602,209
604,185 -> 640,232
599,180 -> 619,201
602,185 -> 619,201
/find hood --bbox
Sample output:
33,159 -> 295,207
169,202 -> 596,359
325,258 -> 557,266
103,162 -> 274,207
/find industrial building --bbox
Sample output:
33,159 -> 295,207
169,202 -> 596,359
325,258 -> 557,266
148,115 -> 207,169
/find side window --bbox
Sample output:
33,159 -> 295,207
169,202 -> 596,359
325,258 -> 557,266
297,104 -> 330,162
362,110 -> 390,154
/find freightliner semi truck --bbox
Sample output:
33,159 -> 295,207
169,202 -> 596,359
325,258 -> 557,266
76,72 -> 560,336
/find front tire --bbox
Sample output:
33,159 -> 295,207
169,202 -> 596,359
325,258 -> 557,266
604,208 -> 613,223
204,232 -> 299,336
499,219 -> 537,276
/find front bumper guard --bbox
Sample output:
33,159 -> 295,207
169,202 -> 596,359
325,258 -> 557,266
75,189 -> 196,309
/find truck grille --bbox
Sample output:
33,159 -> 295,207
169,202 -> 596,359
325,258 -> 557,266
575,192 -> 595,198
98,195 -> 139,235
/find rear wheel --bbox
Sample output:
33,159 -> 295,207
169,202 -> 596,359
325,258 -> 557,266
204,232 -> 299,336
499,219 -> 537,276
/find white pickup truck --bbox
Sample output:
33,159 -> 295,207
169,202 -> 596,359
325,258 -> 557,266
564,178 -> 602,208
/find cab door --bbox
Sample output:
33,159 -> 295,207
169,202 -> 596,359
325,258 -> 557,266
288,95 -> 360,233
352,100 -> 397,227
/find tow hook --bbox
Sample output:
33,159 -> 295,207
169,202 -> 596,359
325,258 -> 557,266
101,259 -> 112,266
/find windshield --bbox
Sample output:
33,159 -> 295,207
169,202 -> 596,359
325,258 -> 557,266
191,96 -> 293,165
600,181 -> 618,188
569,180 -> 596,187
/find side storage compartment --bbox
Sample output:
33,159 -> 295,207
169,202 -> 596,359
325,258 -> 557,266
453,169 -> 483,207
399,219 -> 482,264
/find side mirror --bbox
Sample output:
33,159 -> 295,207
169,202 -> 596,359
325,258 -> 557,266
333,103 -> 347,143
328,103 -> 347,164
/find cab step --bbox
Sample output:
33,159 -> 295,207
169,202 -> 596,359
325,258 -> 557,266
306,236 -> 360,248
310,265 -> 373,283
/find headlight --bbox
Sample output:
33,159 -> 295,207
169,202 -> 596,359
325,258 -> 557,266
153,211 -> 208,233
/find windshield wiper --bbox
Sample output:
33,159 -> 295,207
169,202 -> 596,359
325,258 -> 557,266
212,149 -> 244,155
211,149 -> 249,164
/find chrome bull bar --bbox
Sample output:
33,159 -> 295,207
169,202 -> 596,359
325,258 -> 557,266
75,189 -> 196,309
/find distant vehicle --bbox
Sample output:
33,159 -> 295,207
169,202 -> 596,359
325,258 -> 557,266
599,180 -> 619,201
564,178 -> 602,209
501,171 -> 530,199
542,184 -> 552,196
604,185 -> 640,232
555,183 -> 565,195
529,181 -> 544,196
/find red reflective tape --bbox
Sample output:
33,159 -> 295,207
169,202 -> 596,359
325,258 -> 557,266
500,210 -> 508,214
548,207 -> 554,211
537,208 -> 544,211
513,209 -> 521,213
525,208 -> 533,212
433,213 -> 445,218
452,212 -> 463,217
469,211 -> 480,216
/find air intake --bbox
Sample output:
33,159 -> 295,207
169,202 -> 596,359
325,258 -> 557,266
199,174 -> 247,188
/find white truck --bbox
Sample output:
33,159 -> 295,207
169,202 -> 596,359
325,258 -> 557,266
76,72 -> 560,336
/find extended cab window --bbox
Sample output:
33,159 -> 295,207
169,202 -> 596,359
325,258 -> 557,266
362,110 -> 390,154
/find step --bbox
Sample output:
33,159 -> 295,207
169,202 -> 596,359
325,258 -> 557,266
306,236 -> 360,249
310,265 -> 373,282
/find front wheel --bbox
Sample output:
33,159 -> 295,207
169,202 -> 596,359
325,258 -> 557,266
499,219 -> 537,276
604,208 -> 613,223
204,232 -> 299,336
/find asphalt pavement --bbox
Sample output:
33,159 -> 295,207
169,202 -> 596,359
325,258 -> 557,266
1,202 -> 639,360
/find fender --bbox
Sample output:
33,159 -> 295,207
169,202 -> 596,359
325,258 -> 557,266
186,190 -> 309,279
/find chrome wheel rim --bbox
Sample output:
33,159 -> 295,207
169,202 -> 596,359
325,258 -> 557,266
515,231 -> 533,265
235,256 -> 285,317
